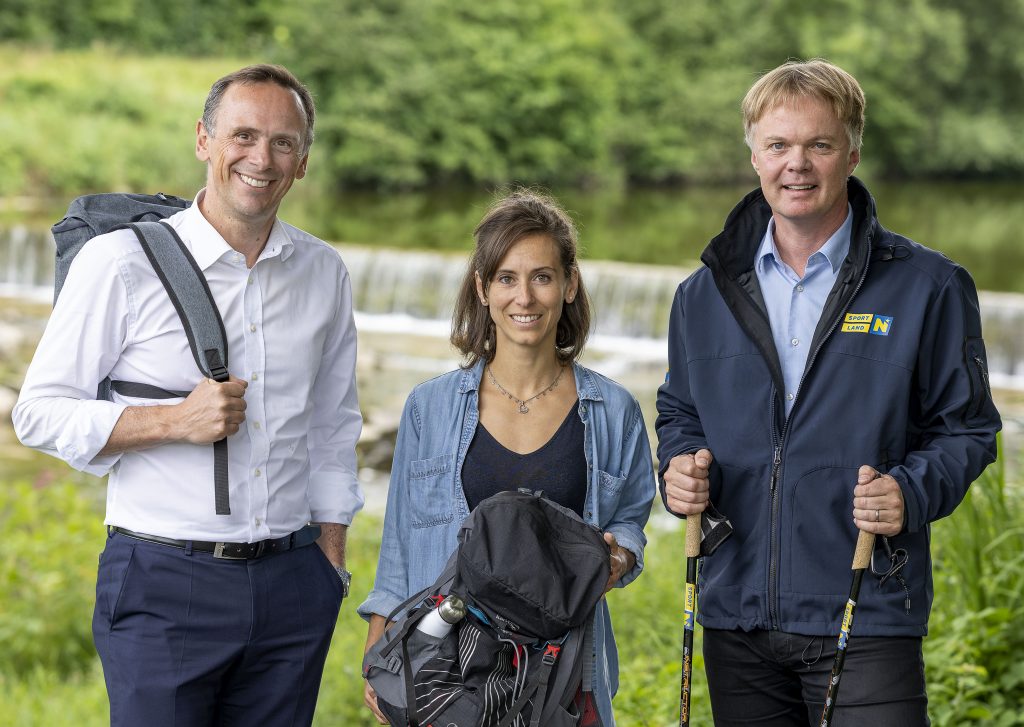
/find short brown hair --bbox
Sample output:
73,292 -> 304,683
202,64 -> 316,154
451,190 -> 591,367
742,59 -> 865,151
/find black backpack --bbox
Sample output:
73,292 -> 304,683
364,490 -> 611,727
51,193 -> 232,515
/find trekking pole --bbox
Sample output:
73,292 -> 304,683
679,512 -> 701,727
819,528 -> 875,726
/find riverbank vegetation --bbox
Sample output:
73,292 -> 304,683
1,461 -> 1020,724
3,0 -> 1024,195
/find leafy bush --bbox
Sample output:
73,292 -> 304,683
925,454 -> 1024,726
0,480 -> 105,677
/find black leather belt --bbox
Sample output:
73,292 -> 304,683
109,524 -> 321,560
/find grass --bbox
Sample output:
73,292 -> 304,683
1,455 -> 1020,725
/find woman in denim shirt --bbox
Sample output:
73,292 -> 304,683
359,190 -> 656,727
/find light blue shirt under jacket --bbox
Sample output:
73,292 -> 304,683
755,206 -> 853,416
359,360 -> 656,727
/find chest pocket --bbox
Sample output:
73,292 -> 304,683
407,453 -> 456,528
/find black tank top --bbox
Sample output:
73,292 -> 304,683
462,403 -> 587,516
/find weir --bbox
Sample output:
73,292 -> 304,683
3,226 -> 1022,390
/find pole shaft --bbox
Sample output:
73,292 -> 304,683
680,515 -> 701,726
820,530 -> 875,726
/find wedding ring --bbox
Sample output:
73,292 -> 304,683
875,508 -> 880,522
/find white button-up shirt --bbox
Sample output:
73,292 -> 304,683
14,194 -> 364,541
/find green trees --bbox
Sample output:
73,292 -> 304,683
2,0 -> 1022,191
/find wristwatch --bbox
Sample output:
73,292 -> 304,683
334,565 -> 352,598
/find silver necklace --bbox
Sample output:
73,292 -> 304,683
486,365 -> 565,414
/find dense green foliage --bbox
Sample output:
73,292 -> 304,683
3,0 -> 1024,191
2,48 -> 1022,292
925,457 -> 1024,726
0,48 -> 244,199
1,461 -> 1021,724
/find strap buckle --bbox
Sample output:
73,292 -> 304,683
542,643 -> 561,665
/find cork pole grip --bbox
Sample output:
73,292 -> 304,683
851,529 -> 875,570
685,514 -> 702,558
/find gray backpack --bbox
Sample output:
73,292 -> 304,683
52,193 -> 232,515
364,491 -> 607,727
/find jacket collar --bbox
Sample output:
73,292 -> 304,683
702,176 -> 877,279
697,177 -> 880,429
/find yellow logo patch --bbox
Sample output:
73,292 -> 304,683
841,313 -> 893,336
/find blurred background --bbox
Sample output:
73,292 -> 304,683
1,1 -> 1022,724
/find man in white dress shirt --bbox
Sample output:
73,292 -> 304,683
14,64 -> 363,726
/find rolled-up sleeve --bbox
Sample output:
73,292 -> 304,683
13,239 -> 130,475
605,398 -> 655,588
358,391 -> 420,620
306,262 -> 364,525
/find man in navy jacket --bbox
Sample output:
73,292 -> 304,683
656,59 -> 1000,724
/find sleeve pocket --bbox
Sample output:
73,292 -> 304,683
408,453 -> 456,528
963,337 -> 996,426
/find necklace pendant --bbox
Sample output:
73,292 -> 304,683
518,403 -> 529,414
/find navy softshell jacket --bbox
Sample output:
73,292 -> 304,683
656,177 -> 1001,637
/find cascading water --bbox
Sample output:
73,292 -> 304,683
2,225 -> 1022,389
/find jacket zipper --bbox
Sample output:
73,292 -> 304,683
768,404 -> 783,629
766,232 -> 873,631
972,355 -> 992,419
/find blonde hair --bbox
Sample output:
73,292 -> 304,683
742,59 -> 865,151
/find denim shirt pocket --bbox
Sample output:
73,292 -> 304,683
408,453 -> 456,528
595,469 -> 627,519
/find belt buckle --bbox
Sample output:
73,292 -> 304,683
213,542 -> 247,560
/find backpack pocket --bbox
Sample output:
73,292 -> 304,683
365,624 -> 463,720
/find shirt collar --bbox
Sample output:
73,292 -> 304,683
179,190 -> 295,270
756,203 -> 853,276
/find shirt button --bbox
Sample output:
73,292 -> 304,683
791,338 -> 799,346
249,323 -> 257,333
255,518 -> 262,526
253,421 -> 261,430
787,393 -> 795,401
251,373 -> 259,381
796,284 -> 805,292
254,468 -> 262,477
247,275 -> 254,285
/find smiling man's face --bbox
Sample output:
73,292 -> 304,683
195,81 -> 308,230
749,95 -> 859,241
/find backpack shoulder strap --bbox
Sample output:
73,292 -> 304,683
126,221 -> 229,381
121,220 -> 232,515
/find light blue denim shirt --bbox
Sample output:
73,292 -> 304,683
359,360 -> 656,727
755,206 -> 853,416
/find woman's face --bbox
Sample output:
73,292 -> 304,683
476,234 -> 578,356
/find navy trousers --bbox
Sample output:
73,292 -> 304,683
92,530 -> 345,727
703,628 -> 929,726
